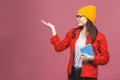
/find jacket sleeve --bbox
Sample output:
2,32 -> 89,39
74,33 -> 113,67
93,33 -> 110,65
50,28 -> 75,52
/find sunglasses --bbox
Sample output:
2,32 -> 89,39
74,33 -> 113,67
76,15 -> 84,18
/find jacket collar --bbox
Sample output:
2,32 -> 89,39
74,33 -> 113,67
75,29 -> 92,44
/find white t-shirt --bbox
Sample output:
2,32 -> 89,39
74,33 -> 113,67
73,32 -> 86,68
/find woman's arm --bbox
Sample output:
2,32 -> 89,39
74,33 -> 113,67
41,20 -> 74,52
50,28 -> 74,52
93,33 -> 110,65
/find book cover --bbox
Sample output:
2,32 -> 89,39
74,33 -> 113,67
80,44 -> 94,56
80,44 -> 94,64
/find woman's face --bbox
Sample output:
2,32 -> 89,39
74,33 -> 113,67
76,13 -> 87,26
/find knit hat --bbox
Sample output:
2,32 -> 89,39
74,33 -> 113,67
77,5 -> 96,23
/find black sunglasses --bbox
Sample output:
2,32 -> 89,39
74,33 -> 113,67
76,15 -> 84,18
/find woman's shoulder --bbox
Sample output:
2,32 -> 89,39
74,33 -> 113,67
96,32 -> 107,40
66,28 -> 76,34
68,28 -> 76,32
65,27 -> 77,37
97,32 -> 105,36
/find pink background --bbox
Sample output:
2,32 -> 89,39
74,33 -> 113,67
0,0 -> 119,80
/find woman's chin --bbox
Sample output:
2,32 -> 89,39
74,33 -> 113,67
78,24 -> 82,26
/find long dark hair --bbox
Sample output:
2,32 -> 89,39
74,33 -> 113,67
72,19 -> 98,44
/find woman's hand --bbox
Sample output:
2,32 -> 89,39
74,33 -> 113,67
80,53 -> 94,62
41,20 -> 57,36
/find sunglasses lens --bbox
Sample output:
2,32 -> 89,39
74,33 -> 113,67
76,15 -> 83,18
76,15 -> 79,18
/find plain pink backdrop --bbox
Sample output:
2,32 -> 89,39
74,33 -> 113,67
0,0 -> 119,80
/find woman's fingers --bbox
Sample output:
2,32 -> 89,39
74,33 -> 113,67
80,53 -> 88,61
41,20 -> 49,26
80,53 -> 87,57
41,20 -> 55,29
41,20 -> 53,26
80,54 -> 86,59
41,20 -> 56,36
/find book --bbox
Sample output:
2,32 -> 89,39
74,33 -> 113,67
80,44 -> 94,64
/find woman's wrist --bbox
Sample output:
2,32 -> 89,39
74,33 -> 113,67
51,28 -> 57,36
89,56 -> 94,61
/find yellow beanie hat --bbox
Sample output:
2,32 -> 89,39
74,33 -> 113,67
77,5 -> 96,23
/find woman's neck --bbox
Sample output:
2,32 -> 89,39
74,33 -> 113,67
81,26 -> 88,36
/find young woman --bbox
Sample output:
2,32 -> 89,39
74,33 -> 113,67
41,5 -> 110,80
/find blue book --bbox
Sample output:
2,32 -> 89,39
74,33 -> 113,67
80,44 -> 94,63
